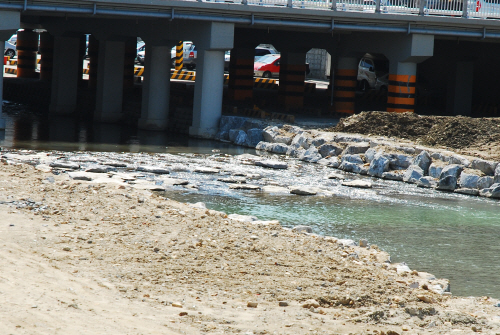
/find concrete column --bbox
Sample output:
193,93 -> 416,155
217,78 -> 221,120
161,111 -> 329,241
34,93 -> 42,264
334,57 -> 358,116
94,39 -> 125,123
123,38 -> 136,90
16,29 -> 38,79
138,44 -> 172,130
88,35 -> 99,89
0,40 -> 5,130
278,51 -> 307,108
227,47 -> 254,101
190,49 -> 226,138
447,61 -> 473,116
50,35 -> 80,114
39,32 -> 54,81
387,61 -> 417,113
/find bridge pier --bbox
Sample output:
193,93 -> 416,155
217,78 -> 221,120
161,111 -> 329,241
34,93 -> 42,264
16,30 -> 39,79
189,22 -> 234,138
227,47 -> 255,101
39,32 -> 54,81
0,10 -> 20,130
94,38 -> 125,122
138,42 -> 174,130
333,57 -> 358,116
278,51 -> 308,108
387,61 -> 417,113
49,35 -> 80,114
447,61 -> 473,116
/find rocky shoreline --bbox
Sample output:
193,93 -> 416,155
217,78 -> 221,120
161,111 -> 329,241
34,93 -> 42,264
1,117 -> 500,333
215,115 -> 500,199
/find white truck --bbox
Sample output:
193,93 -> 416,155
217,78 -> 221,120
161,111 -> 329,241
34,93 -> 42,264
357,54 -> 389,91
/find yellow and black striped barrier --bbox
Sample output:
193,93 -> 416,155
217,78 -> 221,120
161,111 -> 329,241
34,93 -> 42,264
8,58 -> 41,66
134,67 -> 145,77
4,68 -> 17,75
270,112 -> 295,123
175,41 -> 183,71
254,78 -> 278,90
171,70 -> 196,81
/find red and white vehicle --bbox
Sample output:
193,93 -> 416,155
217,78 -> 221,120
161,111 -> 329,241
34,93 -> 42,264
253,54 -> 281,78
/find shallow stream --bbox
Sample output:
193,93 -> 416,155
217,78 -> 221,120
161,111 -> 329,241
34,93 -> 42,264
1,108 -> 499,298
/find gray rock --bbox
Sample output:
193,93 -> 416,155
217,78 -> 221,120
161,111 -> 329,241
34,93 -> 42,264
327,172 -> 345,180
317,157 -> 340,168
495,164 -> 500,183
471,159 -> 498,176
340,161 -> 363,174
274,135 -> 293,145
262,126 -> 280,142
318,143 -> 343,158
430,152 -> 448,162
68,172 -> 94,181
429,163 -> 444,179
292,225 -> 313,234
479,183 -> 500,199
229,129 -> 240,143
403,166 -> 424,183
228,214 -> 258,222
459,172 -> 480,189
245,129 -> 264,147
417,176 -> 437,188
268,143 -> 289,154
299,146 -> 322,163
311,137 -> 327,147
454,188 -> 480,196
368,154 -> 390,178
340,154 -> 364,165
478,176 -> 494,190
217,177 -> 246,183
382,171 -> 404,181
364,148 -> 378,163
440,164 -> 464,179
261,185 -> 290,193
388,154 -> 413,170
342,143 -> 370,155
49,161 -> 80,169
436,175 -> 458,191
448,154 -> 470,167
337,239 -> 357,247
412,151 -> 432,174
286,144 -> 304,158
161,177 -> 189,186
342,180 -> 372,188
194,167 -> 219,174
255,141 -> 271,151
85,165 -> 116,173
136,166 -> 170,174
234,130 -> 248,146
218,116 -> 249,135
359,239 -> 368,248
255,160 -> 288,169
229,184 -> 260,190
291,133 -> 310,149
289,186 -> 318,195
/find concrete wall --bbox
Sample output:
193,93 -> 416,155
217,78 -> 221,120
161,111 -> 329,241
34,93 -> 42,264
306,49 -> 330,80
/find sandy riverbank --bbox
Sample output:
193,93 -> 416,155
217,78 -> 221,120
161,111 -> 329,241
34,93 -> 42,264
1,152 -> 500,335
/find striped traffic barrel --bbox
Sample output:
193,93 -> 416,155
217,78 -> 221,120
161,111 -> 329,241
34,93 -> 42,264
387,74 -> 416,113
16,29 -> 39,79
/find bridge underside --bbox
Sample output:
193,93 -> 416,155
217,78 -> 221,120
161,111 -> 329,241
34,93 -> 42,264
1,4 -> 500,134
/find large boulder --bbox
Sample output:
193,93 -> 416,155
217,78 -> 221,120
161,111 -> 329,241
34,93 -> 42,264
262,126 -> 280,143
411,151 -> 432,174
340,154 -> 364,165
318,143 -> 343,158
342,143 -> 370,155
234,130 -> 248,146
389,153 -> 413,170
255,160 -> 288,169
364,148 -> 378,163
403,166 -> 424,184
368,154 -> 390,178
339,154 -> 364,173
382,171 -> 404,181
291,133 -> 310,149
478,176 -> 495,190
436,175 -> 458,191
229,129 -> 242,142
429,163 -> 445,179
417,176 -> 437,188
317,157 -> 341,168
255,141 -> 271,151
471,159 -> 498,176
479,183 -> 500,199
440,164 -> 464,179
459,171 -> 480,189
448,154 -> 470,167
268,143 -> 289,154
286,143 -> 304,158
246,128 -> 264,147
299,146 -> 322,163
495,164 -> 500,183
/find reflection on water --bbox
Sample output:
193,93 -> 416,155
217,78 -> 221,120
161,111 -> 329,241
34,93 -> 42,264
0,110 -> 252,155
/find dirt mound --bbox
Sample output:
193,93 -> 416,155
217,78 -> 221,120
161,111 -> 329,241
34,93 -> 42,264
332,112 -> 500,160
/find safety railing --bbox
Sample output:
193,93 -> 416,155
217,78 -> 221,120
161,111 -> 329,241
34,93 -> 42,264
239,0 -> 500,19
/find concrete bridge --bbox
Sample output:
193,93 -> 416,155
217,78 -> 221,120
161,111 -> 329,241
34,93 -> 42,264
1,0 -> 500,136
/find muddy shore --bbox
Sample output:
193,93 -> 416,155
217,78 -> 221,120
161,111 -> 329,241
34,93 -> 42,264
1,147 -> 500,334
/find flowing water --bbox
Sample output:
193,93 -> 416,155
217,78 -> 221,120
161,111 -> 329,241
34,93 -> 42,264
1,105 -> 499,298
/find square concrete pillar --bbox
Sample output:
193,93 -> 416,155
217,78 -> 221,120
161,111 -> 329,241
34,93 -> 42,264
49,36 -> 81,114
190,49 -> 226,138
278,51 -> 307,108
447,61 -> 473,116
138,44 -> 172,130
333,57 -> 358,116
228,47 -> 255,101
94,39 -> 125,123
0,40 -> 5,130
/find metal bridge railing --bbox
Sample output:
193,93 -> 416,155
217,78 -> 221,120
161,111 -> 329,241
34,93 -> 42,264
236,0 -> 500,19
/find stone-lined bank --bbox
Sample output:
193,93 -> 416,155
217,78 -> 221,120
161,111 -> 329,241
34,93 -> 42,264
215,116 -> 500,199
